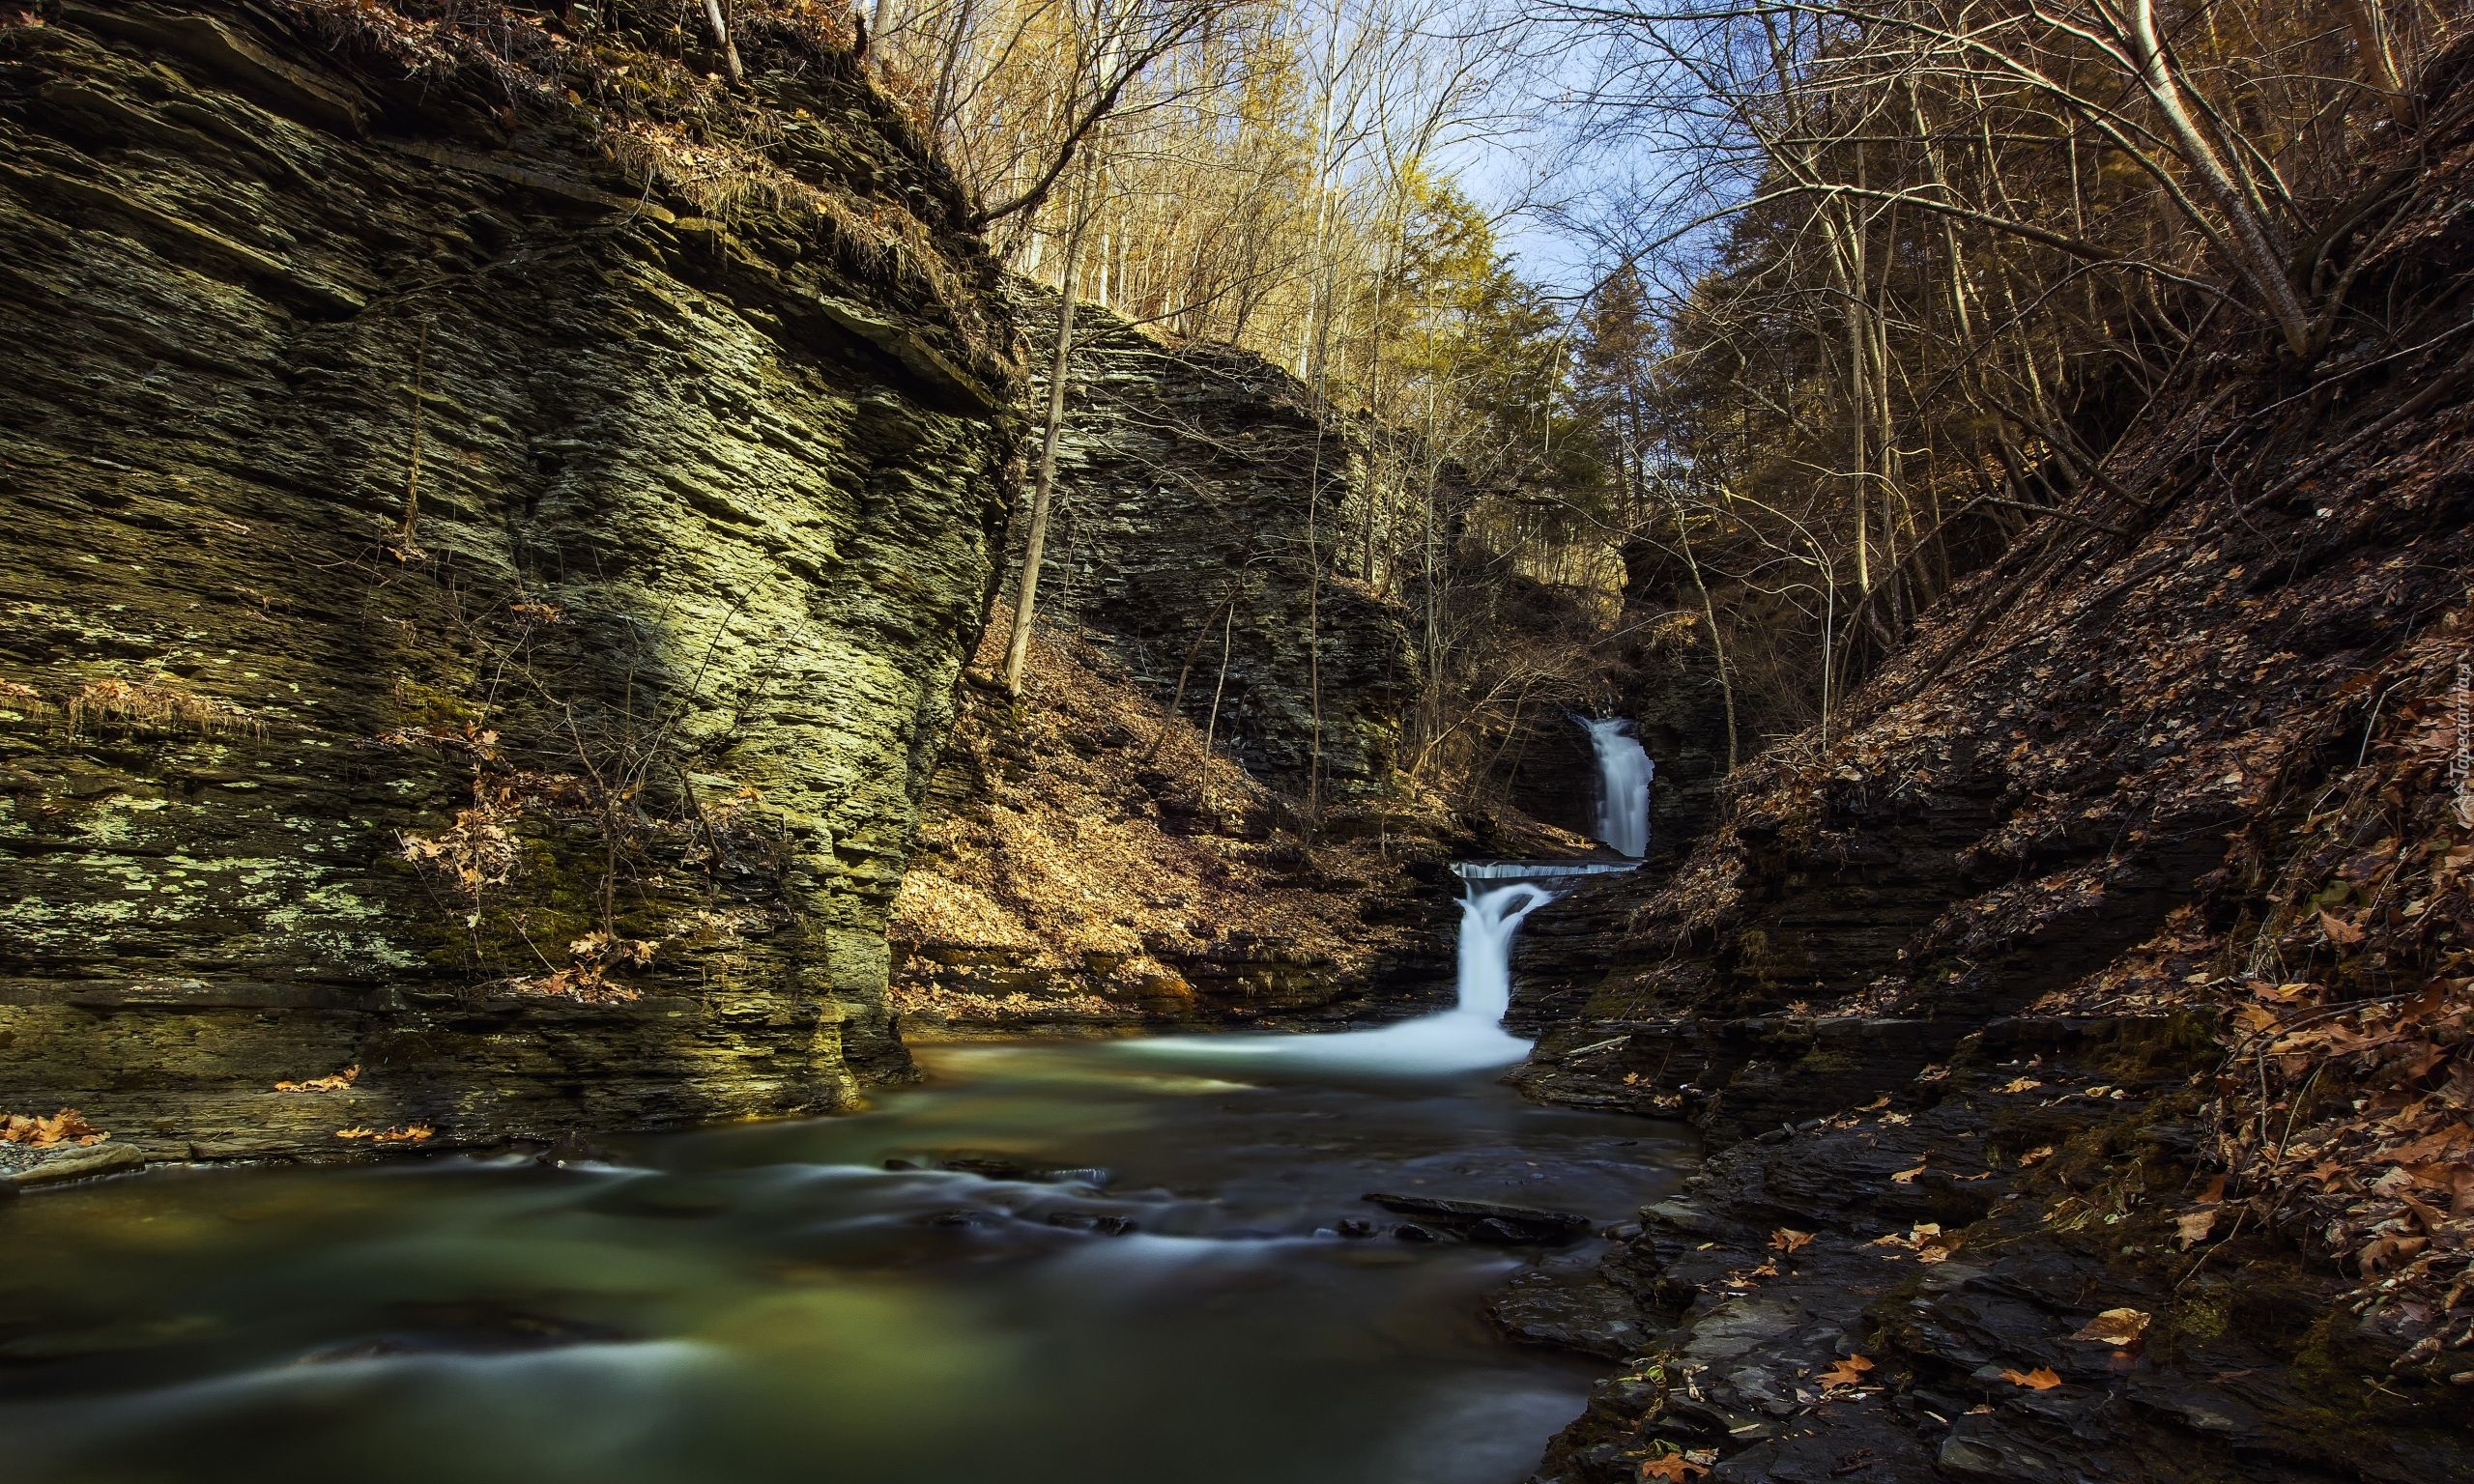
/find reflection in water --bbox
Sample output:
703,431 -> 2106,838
0,1042 -> 1689,1484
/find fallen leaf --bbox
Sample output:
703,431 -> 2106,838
2175,1208 -> 2220,1247
334,1124 -> 435,1145
1891,1162 -> 1927,1184
1817,1354 -> 1875,1389
0,1107 -> 107,1147
274,1065 -> 360,1094
2069,1308 -> 2150,1345
1637,1456 -> 1706,1482
2018,1146 -> 2055,1167
1998,1076 -> 2044,1094
2317,909 -> 2365,947
1771,1227 -> 1816,1253
1999,1366 -> 2062,1390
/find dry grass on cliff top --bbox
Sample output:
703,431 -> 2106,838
277,1 -> 1002,362
889,614 -> 1473,1017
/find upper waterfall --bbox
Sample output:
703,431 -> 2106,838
1579,717 -> 1654,859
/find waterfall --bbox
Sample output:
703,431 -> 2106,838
1449,882 -> 1554,1026
1115,880 -> 1557,1075
1580,717 -> 1654,859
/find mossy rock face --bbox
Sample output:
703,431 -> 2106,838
0,3 -> 1020,1154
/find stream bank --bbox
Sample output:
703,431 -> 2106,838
1498,62 -> 2474,1480
891,623 -> 1595,1039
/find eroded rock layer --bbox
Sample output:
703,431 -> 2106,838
0,2 -> 1019,1157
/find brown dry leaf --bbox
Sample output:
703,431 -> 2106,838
1999,1366 -> 2063,1390
2317,909 -> 2366,947
1998,1076 -> 2044,1094
0,1107 -> 107,1148
2384,1124 -> 2474,1163
335,1124 -> 435,1145
1637,1456 -> 1706,1482
1891,1162 -> 1928,1184
2019,1146 -> 2055,1167
1871,1222 -> 1946,1260
1771,1227 -> 1816,1253
274,1065 -> 360,1094
2359,1233 -> 2429,1273
2175,1208 -> 2220,1247
2069,1308 -> 2151,1345
1817,1355 -> 1875,1389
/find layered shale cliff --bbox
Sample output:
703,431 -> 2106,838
0,2 -> 1020,1160
1507,68 -> 2474,1484
1006,288 -> 1417,798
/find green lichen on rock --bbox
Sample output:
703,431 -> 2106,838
0,1 -> 1020,1156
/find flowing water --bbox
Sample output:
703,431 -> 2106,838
1579,718 -> 1654,859
1120,882 -> 1554,1076
0,878 -> 1690,1484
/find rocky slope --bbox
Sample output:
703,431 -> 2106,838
888,614 -> 1596,1037
1508,60 -> 2474,1484
0,1 -> 1019,1161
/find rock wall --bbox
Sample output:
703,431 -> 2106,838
0,2 -> 1019,1158
1602,542 -> 1740,855
1009,287 -> 1416,799
1478,571 -> 1734,863
897,299 -> 1598,1037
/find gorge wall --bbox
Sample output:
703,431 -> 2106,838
0,2 -> 1020,1160
1482,568 -> 1736,867
1508,72 -> 2474,1484
1006,288 -> 1417,799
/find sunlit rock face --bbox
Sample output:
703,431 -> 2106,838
0,3 -> 1021,1156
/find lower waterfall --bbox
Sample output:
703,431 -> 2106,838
1120,880 -> 1556,1075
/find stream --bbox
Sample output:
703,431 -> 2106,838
2,882 -> 1690,1484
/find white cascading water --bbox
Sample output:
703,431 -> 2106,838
1448,881 -> 1553,1030
1117,881 -> 1555,1075
1580,717 -> 1654,859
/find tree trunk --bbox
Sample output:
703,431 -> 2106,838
1000,190 -> 1090,695
701,0 -> 744,85
2339,0 -> 2421,131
